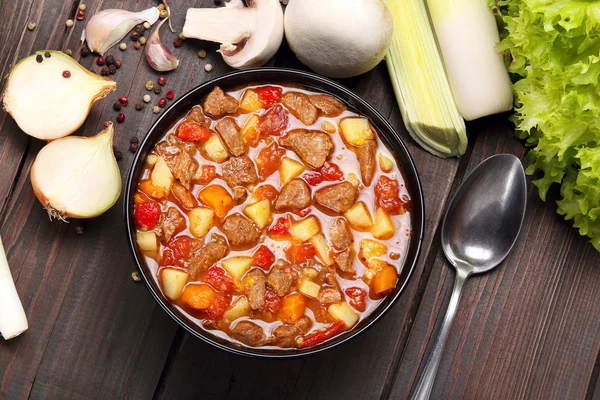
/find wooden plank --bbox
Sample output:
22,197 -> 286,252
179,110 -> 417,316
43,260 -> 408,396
388,116 -> 600,399
154,57 -> 464,399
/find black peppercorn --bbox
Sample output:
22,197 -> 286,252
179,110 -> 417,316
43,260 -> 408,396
130,136 -> 139,144
80,46 -> 90,57
44,51 -> 51,58
135,102 -> 144,110
108,64 -> 117,74
130,31 -> 140,41
105,55 -> 115,66
36,54 -> 43,63
135,24 -> 144,34
75,224 -> 85,234
113,102 -> 122,111
113,146 -> 123,161
154,85 -> 162,94
100,67 -> 110,76
115,60 -> 122,69
129,142 -> 139,153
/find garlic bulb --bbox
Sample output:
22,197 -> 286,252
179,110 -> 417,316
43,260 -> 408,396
2,50 -> 116,141
82,7 -> 160,55
146,18 -> 179,72
30,123 -> 122,220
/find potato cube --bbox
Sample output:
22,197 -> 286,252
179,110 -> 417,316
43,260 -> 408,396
204,135 -> 229,163
188,207 -> 215,238
241,114 -> 261,147
198,185 -> 234,220
290,216 -> 320,242
347,173 -> 361,188
161,268 -> 189,300
371,208 -> 395,240
279,157 -> 305,185
239,89 -> 263,112
328,301 -> 359,328
309,233 -> 334,266
223,296 -> 251,322
344,202 -> 373,229
359,239 -> 387,266
221,256 -> 252,281
298,279 -> 321,298
322,120 -> 337,133
136,231 -> 158,253
339,117 -> 375,146
379,154 -> 394,172
244,199 -> 271,229
151,156 -> 173,194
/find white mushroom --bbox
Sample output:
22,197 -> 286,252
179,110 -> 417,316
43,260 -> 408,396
182,0 -> 283,69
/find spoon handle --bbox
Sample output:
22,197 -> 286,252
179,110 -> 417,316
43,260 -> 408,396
411,267 -> 470,400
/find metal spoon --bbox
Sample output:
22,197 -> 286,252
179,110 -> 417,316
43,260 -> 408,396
411,154 -> 527,400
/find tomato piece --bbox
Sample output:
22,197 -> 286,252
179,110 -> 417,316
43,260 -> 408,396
197,165 -> 217,185
286,243 -> 316,264
206,291 -> 232,319
264,287 -> 282,314
269,216 -> 291,236
259,105 -> 288,136
375,175 -> 406,214
176,122 -> 213,142
134,201 -> 161,230
303,172 -> 325,186
255,86 -> 282,107
161,236 -> 194,267
252,245 -> 276,269
299,320 -> 345,348
204,266 -> 235,292
319,162 -> 343,181
256,142 -> 286,179
253,185 -> 278,203
344,287 -> 367,312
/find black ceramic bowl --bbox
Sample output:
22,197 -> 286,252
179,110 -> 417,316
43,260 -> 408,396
125,68 -> 424,358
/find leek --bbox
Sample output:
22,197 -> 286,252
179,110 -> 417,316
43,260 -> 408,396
0,237 -> 28,340
384,0 -> 467,158
427,0 -> 513,121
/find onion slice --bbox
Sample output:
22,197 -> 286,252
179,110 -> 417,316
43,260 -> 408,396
30,123 -> 122,220
0,237 -> 28,340
2,50 -> 116,140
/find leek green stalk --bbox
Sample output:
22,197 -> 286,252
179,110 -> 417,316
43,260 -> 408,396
385,0 -> 467,158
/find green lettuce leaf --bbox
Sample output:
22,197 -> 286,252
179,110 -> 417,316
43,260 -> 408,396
492,0 -> 600,250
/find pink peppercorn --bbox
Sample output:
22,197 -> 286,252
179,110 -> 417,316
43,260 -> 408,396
117,113 -> 125,123
96,56 -> 105,66
166,90 -> 175,100
158,98 -> 167,108
62,70 -> 71,78
104,121 -> 111,127
157,76 -> 166,86
118,96 -> 129,107
76,10 -> 85,21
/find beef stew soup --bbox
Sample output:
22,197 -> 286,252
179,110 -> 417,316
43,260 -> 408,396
133,84 -> 412,349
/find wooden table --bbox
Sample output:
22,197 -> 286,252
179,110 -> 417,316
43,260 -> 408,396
1,1 -> 599,399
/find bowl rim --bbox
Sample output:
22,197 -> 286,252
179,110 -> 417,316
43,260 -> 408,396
124,67 -> 425,359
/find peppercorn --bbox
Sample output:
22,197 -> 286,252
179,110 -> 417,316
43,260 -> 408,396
133,42 -> 141,50
96,56 -> 105,66
143,94 -> 151,103
100,67 -> 110,76
130,136 -> 139,144
66,19 -> 74,27
143,21 -> 151,30
104,121 -> 111,127
166,89 -> 175,100
75,224 -> 85,234
108,65 -> 117,74
157,76 -> 166,86
154,85 -> 162,94
130,31 -> 140,41
80,46 -> 90,57
115,60 -> 122,69
119,96 -> 129,107
129,142 -> 139,153
76,10 -> 85,21
139,37 -> 147,45
27,22 -> 36,31
105,55 -> 115,66
205,63 -> 213,72
153,106 -> 160,114
62,70 -> 71,78
158,3 -> 165,11
135,24 -> 145,34
117,113 -> 125,123
64,49 -> 73,56
119,43 -> 127,51
113,146 -> 123,161
197,49 -> 207,58
135,102 -> 144,110
173,37 -> 183,47
36,54 -> 43,63
113,102 -> 122,111
158,98 -> 167,108
145,80 -> 154,91
159,9 -> 168,18
131,271 -> 141,282
79,4 -> 86,11
44,51 -> 51,58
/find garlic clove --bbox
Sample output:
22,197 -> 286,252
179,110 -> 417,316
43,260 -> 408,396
146,18 -> 179,72
30,122 -> 122,220
2,50 -> 116,140
82,7 -> 160,55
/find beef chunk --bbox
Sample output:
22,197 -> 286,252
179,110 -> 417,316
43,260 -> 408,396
171,182 -> 196,210
279,129 -> 333,169
233,187 -> 248,204
309,95 -> 346,117
171,150 -> 198,189
222,156 -> 259,188
185,106 -> 212,127
188,242 -> 229,279
244,269 -> 266,310
222,214 -> 261,247
274,179 -> 311,211
215,117 -> 246,157
334,248 -> 354,273
231,321 -> 266,346
267,260 -> 298,296
281,92 -> 318,125
315,182 -> 358,213
355,140 -> 377,186
329,218 -> 353,250
154,135 -> 195,171
273,316 -> 311,347
318,287 -> 342,304
156,207 -> 186,242
202,86 -> 239,118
